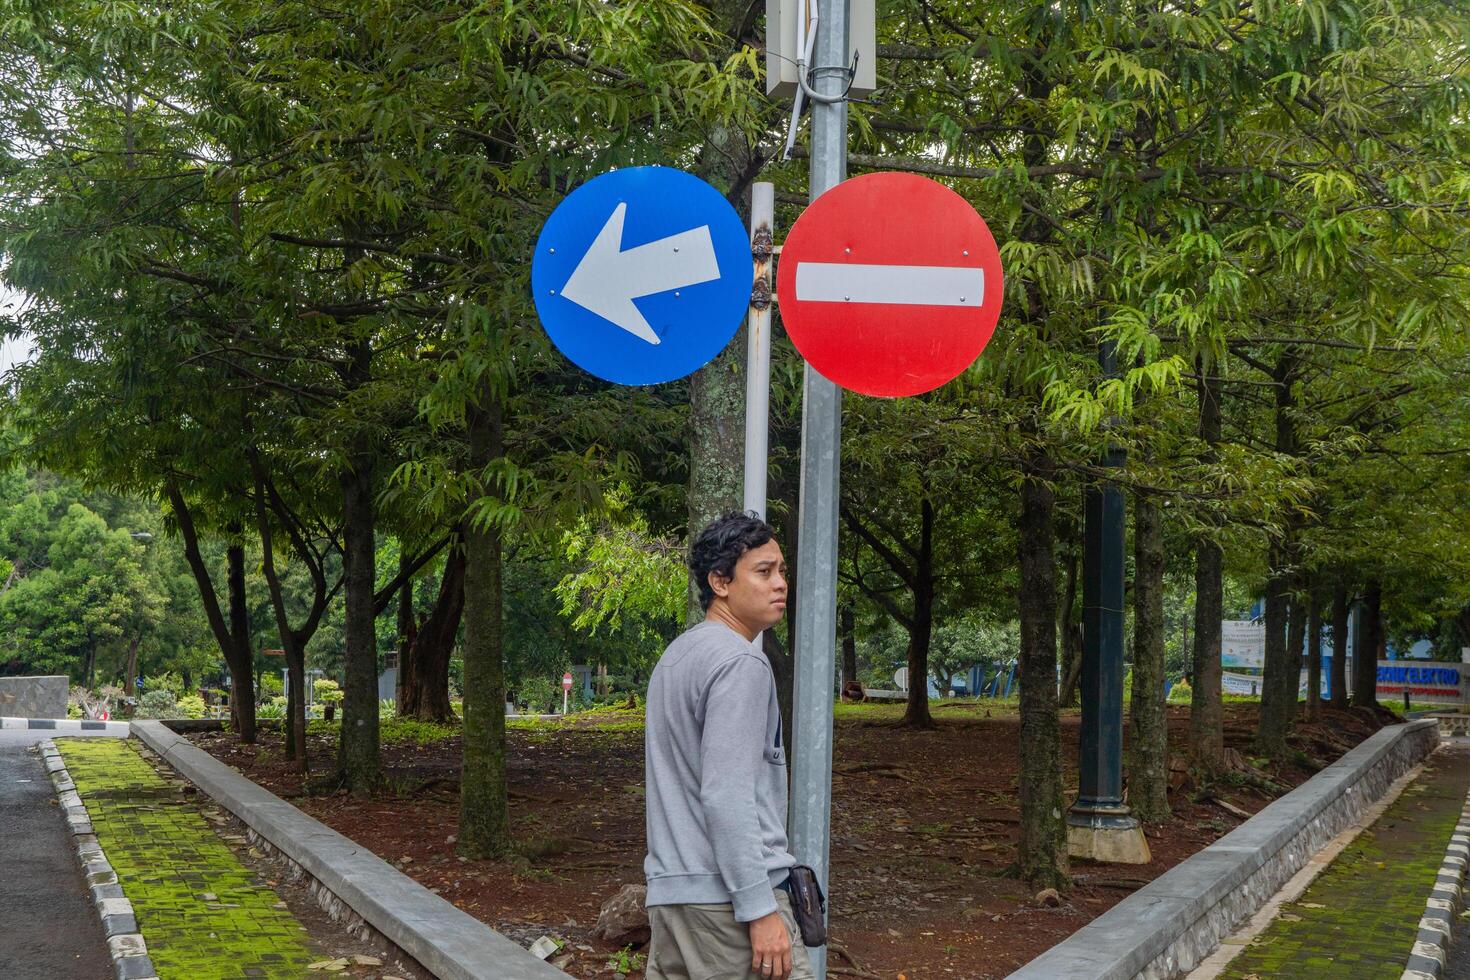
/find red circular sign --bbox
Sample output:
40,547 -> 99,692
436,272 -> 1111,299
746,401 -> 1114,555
776,173 -> 1003,397
562,672 -> 574,691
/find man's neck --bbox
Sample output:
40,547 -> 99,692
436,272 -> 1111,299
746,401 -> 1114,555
702,602 -> 757,642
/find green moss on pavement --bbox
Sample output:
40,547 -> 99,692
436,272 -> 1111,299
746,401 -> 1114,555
1222,749 -> 1470,979
57,738 -> 320,979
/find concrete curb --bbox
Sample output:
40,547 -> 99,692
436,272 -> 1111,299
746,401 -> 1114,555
1401,783 -> 1470,980
2,716 -> 130,735
37,739 -> 158,980
1008,719 -> 1440,980
130,720 -> 571,980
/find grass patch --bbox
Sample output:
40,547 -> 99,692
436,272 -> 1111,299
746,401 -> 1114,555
380,716 -> 460,747
506,715 -> 561,732
506,702 -> 646,733
833,697 -> 1024,722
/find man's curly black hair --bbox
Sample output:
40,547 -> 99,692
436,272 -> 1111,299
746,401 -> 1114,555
689,511 -> 777,611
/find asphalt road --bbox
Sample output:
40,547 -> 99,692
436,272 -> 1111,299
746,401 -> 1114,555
0,729 -> 118,977
1446,912 -> 1470,980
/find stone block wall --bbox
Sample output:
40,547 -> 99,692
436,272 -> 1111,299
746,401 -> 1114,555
0,675 -> 69,719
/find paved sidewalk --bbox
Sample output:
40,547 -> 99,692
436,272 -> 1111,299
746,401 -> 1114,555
0,737 -> 112,976
57,737 -> 322,979
1222,744 -> 1470,979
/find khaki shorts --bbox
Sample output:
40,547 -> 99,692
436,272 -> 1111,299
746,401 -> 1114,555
646,889 -> 816,980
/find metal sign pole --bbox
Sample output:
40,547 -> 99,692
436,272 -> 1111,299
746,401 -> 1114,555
789,1 -> 848,976
744,182 -> 775,519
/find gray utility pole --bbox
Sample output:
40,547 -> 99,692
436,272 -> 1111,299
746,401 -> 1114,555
788,0 -> 849,977
743,182 -> 775,519
1067,338 -> 1150,864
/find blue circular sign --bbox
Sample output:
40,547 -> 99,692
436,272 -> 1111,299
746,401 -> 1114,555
532,166 -> 751,385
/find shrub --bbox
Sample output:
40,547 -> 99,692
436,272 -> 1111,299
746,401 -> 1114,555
176,695 -> 207,719
256,700 -> 285,720
135,689 -> 178,719
258,673 -> 284,698
518,676 -> 558,714
143,671 -> 186,699
314,679 -> 343,704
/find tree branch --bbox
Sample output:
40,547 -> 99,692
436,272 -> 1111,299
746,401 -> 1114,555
372,535 -> 451,615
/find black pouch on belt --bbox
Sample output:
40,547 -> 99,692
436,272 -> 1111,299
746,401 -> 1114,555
783,865 -> 827,947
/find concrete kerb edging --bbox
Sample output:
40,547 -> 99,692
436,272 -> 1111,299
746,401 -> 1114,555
2,716 -> 131,734
130,720 -> 571,980
1401,784 -> 1470,980
1008,719 -> 1441,980
37,739 -> 158,980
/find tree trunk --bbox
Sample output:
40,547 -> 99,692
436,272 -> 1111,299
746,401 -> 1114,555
840,603 -> 857,689
338,445 -> 380,792
1128,491 -> 1170,822
685,9 -> 757,623
1189,365 -> 1224,768
902,499 -> 936,728
123,637 -> 140,694
250,444 -> 344,771
1306,585 -> 1322,722
1059,624 -> 1083,708
1256,554 -> 1293,759
685,340 -> 747,625
1286,581 -> 1308,716
1330,583 -> 1350,709
224,538 -> 256,743
1057,542 -> 1082,708
766,479 -> 799,756
401,543 -> 465,722
395,553 -> 417,711
251,484 -> 301,764
460,393 -> 509,858
251,463 -> 324,771
1355,581 -> 1381,708
1257,350 -> 1300,761
1016,450 -> 1067,888
288,656 -> 306,766
762,629 -> 795,755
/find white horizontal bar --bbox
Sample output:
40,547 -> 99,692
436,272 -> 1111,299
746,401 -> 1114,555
794,262 -> 985,307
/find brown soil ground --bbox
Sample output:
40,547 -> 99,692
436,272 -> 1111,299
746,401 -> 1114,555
187,702 -> 1398,980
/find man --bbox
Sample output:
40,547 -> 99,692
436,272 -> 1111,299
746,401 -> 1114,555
643,512 -> 813,980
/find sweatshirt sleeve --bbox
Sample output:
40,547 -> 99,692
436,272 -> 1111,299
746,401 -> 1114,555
697,653 -> 778,923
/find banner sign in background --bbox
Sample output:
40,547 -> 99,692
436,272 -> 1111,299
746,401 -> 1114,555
1217,619 -> 1467,704
1222,671 -> 1262,696
1221,620 -> 1265,670
1376,661 -> 1465,704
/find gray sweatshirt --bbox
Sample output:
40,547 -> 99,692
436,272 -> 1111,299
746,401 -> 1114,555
643,619 -> 795,922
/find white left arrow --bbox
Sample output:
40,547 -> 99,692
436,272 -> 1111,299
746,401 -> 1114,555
560,203 -> 721,346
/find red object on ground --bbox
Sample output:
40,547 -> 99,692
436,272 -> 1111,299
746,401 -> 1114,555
775,172 -> 1003,398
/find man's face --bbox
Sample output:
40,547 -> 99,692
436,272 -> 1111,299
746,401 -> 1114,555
710,539 -> 788,633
